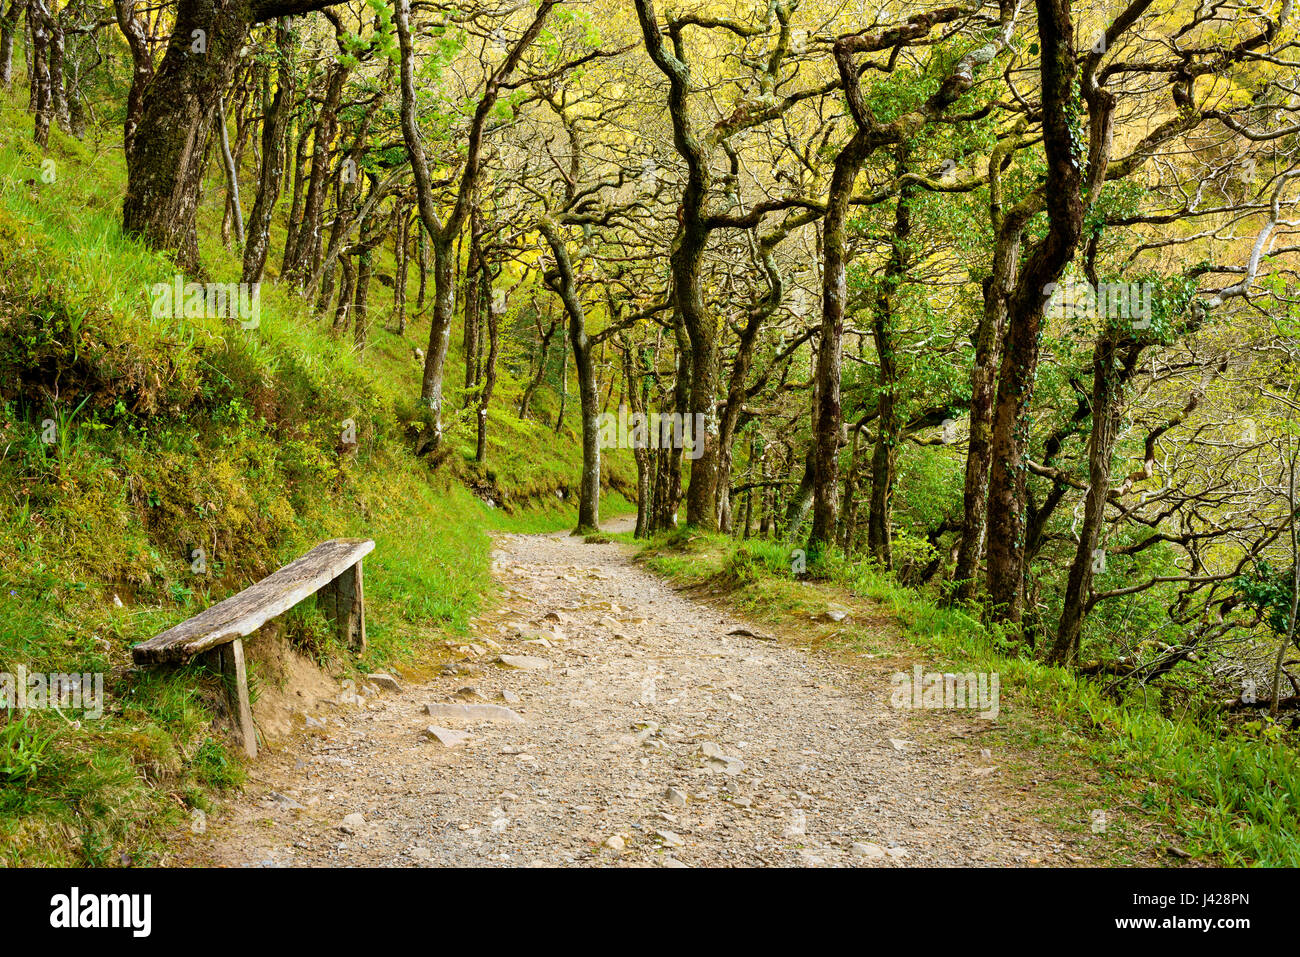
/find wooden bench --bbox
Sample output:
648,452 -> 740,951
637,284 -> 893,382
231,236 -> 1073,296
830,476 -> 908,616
132,538 -> 375,758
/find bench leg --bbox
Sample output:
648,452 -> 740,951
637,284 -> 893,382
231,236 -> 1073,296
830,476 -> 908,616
323,560 -> 367,654
209,639 -> 257,759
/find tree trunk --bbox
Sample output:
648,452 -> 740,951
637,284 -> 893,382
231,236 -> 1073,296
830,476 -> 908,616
284,62 -> 346,281
985,0 -> 1086,627
952,124 -> 1038,602
541,220 -> 600,532
352,248 -> 372,352
463,203 -> 484,404
46,0 -> 67,133
242,26 -> 293,285
28,0 -> 52,147
554,330 -> 568,434
953,245 -> 1019,599
785,447 -> 817,541
121,0 -> 266,270
632,0 -> 720,530
519,310 -> 557,420
332,252 -> 354,331
865,165 -> 912,567
622,337 -> 654,538
678,250 -> 719,529
661,316 -> 690,531
216,93 -> 244,248
1050,331 -> 1122,663
571,322 -> 601,533
393,204 -> 410,334
282,109 -> 312,274
839,431 -> 862,550
416,235 -> 456,449
415,225 -> 428,309
0,0 -> 29,91
810,116 -> 871,551
742,439 -> 755,539
475,269 -> 501,464
715,300 -> 766,530
314,132 -> 367,310
865,391 -> 897,565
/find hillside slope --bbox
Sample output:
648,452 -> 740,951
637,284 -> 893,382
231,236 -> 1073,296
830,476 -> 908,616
0,95 -> 630,865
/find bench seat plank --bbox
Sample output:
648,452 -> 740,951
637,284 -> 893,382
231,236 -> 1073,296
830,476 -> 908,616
133,538 -> 375,665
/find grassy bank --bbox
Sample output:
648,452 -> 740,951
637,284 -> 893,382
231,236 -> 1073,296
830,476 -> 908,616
638,531 -> 1300,866
0,96 -> 631,865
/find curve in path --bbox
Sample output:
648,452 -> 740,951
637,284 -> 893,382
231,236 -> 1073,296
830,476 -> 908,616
181,520 -> 1087,867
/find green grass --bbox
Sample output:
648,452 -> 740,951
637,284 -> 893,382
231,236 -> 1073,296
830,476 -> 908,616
0,91 -> 632,865
640,531 -> 1300,866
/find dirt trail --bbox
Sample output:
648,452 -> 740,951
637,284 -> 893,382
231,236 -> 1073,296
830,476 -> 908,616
179,518 -> 1097,867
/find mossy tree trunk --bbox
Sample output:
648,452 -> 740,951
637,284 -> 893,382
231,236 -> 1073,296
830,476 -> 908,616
0,0 -> 29,91
121,0 -> 344,270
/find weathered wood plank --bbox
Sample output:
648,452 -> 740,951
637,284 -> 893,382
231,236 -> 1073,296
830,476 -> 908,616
316,579 -> 340,636
222,638 -> 257,759
337,561 -> 367,652
317,561 -> 367,651
133,538 -> 375,664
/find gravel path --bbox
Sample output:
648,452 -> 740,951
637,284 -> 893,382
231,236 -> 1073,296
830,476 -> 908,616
180,519 -> 1094,867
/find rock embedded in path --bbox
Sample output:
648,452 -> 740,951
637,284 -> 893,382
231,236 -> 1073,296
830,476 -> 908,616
851,842 -> 887,860
698,741 -> 745,774
339,812 -> 366,834
663,787 -> 688,807
267,791 -> 304,811
337,688 -> 366,708
821,604 -> 852,623
424,726 -> 472,748
367,673 -> 402,692
500,689 -> 522,704
655,830 -> 686,848
424,702 -> 524,724
497,654 -> 550,671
